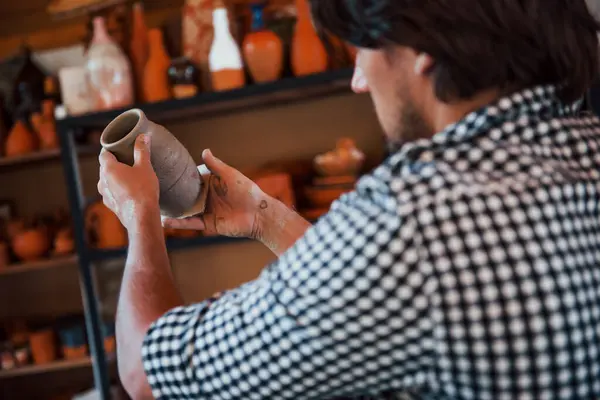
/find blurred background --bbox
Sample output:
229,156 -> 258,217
0,0 -> 386,398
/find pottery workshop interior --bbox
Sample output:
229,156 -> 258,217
2,0 -> 600,399
0,0 -> 383,398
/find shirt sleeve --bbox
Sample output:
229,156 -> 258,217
141,176 -> 436,400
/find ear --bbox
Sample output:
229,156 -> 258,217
414,53 -> 435,76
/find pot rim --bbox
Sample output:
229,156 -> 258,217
100,108 -> 145,149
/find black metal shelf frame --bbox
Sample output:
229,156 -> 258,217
56,68 -> 354,399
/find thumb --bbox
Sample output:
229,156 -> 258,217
202,149 -> 232,176
134,134 -> 151,167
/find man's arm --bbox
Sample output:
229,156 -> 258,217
116,204 -> 184,398
255,195 -> 313,257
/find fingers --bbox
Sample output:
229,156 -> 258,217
99,148 -> 117,167
162,216 -> 205,230
134,134 -> 151,167
202,149 -> 233,176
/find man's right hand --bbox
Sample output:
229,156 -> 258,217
161,149 -> 268,239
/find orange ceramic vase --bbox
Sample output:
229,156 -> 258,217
291,0 -> 328,76
5,119 -> 38,157
130,2 -> 149,103
242,3 -> 283,83
143,29 -> 172,102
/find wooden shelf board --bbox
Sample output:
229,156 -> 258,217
0,255 -> 78,276
0,356 -> 93,379
57,68 -> 355,130
90,235 -> 249,262
0,145 -> 99,170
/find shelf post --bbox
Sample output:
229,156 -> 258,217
57,125 -> 112,400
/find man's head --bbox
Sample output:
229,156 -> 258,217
311,0 -> 600,146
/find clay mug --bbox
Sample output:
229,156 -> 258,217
100,109 -> 209,218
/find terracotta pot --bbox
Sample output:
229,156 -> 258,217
129,2 -> 149,103
54,227 -> 75,255
5,119 -> 38,157
85,201 -> 127,249
29,329 -> 57,365
12,228 -> 51,261
86,17 -> 134,110
314,138 -> 365,176
144,29 -> 172,103
100,109 -> 209,218
31,105 -> 58,150
243,3 -> 283,83
291,0 -> 328,76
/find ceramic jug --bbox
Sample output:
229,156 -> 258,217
100,109 -> 209,218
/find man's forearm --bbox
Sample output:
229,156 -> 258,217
256,196 -> 312,257
116,206 -> 184,397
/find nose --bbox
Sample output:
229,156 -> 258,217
351,65 -> 369,94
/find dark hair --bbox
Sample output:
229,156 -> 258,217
310,0 -> 600,103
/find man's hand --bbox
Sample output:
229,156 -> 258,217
162,149 -> 267,239
97,134 -> 160,231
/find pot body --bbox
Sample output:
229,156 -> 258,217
100,109 -> 204,218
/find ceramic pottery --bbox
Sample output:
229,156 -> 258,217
100,109 -> 208,218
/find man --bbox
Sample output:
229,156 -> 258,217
98,0 -> 600,399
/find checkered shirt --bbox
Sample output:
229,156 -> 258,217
141,85 -> 600,400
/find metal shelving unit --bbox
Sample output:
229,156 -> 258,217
55,68 -> 354,399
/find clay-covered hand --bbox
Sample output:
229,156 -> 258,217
97,134 -> 160,231
161,150 -> 268,239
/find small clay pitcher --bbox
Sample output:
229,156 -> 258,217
100,109 -> 208,218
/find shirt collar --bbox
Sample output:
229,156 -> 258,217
389,84 -> 582,164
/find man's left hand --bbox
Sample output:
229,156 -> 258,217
97,134 -> 160,231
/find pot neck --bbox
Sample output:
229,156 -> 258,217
92,17 -> 112,45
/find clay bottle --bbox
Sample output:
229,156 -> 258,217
242,3 -> 283,83
5,117 -> 38,157
143,29 -> 172,102
291,0 -> 328,76
86,16 -> 134,110
209,0 -> 246,91
130,2 -> 149,103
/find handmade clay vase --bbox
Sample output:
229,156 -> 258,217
243,3 -> 284,83
291,0 -> 328,76
5,119 -> 38,157
100,109 -> 209,218
29,329 -> 57,365
182,0 -> 214,91
86,16 -> 134,110
85,201 -> 127,249
129,2 -> 150,103
143,29 -> 172,103
12,228 -> 50,261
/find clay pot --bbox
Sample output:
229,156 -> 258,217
129,2 -> 150,103
85,201 -> 127,249
144,29 -> 172,103
31,105 -> 58,150
242,3 -> 284,83
100,108 -> 209,218
12,228 -> 51,261
5,119 -> 38,157
314,137 -> 365,176
291,0 -> 328,76
29,329 -> 57,365
54,227 -> 75,255
209,4 -> 246,91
